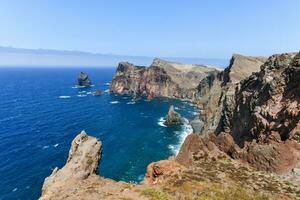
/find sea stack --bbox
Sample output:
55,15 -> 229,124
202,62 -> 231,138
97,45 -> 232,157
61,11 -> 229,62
164,105 -> 182,125
78,72 -> 92,87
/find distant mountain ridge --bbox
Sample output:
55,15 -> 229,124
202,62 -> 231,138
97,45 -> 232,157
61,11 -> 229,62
0,46 -> 228,67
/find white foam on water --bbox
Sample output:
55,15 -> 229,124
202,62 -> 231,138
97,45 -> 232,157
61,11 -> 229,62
158,117 -> 167,127
53,143 -> 59,148
104,89 -> 109,93
127,101 -> 136,104
86,92 -> 92,95
189,111 -> 199,115
72,85 -> 86,89
78,91 -> 86,94
43,145 -> 49,149
12,188 -> 18,192
90,84 -> 95,87
104,82 -> 110,85
58,96 -> 71,99
174,106 -> 180,110
110,101 -> 119,104
168,117 -> 193,155
137,174 -> 144,182
77,94 -> 87,97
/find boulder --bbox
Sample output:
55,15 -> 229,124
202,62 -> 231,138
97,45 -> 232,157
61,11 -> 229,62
164,105 -> 182,125
78,72 -> 92,86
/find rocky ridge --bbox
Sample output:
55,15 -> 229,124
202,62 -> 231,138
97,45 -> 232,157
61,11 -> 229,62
110,58 -> 219,100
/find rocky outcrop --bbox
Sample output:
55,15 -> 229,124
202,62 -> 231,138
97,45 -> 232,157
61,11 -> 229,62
144,157 -> 183,184
78,72 -> 92,86
164,105 -> 182,125
93,89 -> 102,96
189,117 -> 204,134
110,58 -> 219,100
40,132 -> 299,200
196,54 -> 266,135
40,131 -> 102,199
179,52 -> 300,174
230,52 -> 300,145
223,54 -> 267,84
40,131 -> 146,200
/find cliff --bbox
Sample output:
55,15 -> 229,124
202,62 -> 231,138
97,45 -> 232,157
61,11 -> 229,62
193,52 -> 300,172
110,58 -> 219,100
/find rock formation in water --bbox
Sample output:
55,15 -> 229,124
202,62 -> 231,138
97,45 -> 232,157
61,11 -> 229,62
93,89 -> 102,96
78,72 -> 92,86
164,105 -> 182,125
110,58 -> 219,100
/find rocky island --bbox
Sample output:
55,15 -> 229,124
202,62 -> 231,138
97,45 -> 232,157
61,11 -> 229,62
164,105 -> 183,126
78,72 -> 92,87
40,52 -> 300,199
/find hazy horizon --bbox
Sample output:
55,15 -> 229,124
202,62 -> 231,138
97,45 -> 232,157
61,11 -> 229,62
0,46 -> 230,67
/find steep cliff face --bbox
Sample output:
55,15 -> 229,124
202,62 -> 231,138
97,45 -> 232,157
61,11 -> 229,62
195,54 -> 267,135
186,52 -> 300,174
231,52 -> 300,145
110,58 -> 219,100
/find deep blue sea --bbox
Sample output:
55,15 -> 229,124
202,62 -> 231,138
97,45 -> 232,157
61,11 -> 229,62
0,67 -> 198,200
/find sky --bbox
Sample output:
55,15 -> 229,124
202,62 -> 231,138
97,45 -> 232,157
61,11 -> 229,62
0,0 -> 299,59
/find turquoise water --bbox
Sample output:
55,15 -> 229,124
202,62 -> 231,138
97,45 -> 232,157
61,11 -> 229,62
0,67 -> 198,200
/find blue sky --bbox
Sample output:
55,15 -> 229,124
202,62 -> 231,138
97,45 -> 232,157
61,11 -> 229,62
0,0 -> 299,58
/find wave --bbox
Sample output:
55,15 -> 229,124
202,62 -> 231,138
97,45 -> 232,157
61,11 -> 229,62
58,96 -> 71,99
72,85 -> 86,89
53,143 -> 59,148
157,117 -> 167,127
78,91 -> 86,94
42,145 -> 49,149
189,111 -> 199,115
104,89 -> 109,93
104,82 -> 110,86
77,94 -> 87,97
126,101 -> 135,105
110,101 -> 119,104
168,117 -> 193,155
86,92 -> 92,95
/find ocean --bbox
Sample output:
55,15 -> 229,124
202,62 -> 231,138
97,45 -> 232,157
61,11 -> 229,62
0,67 -> 199,200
